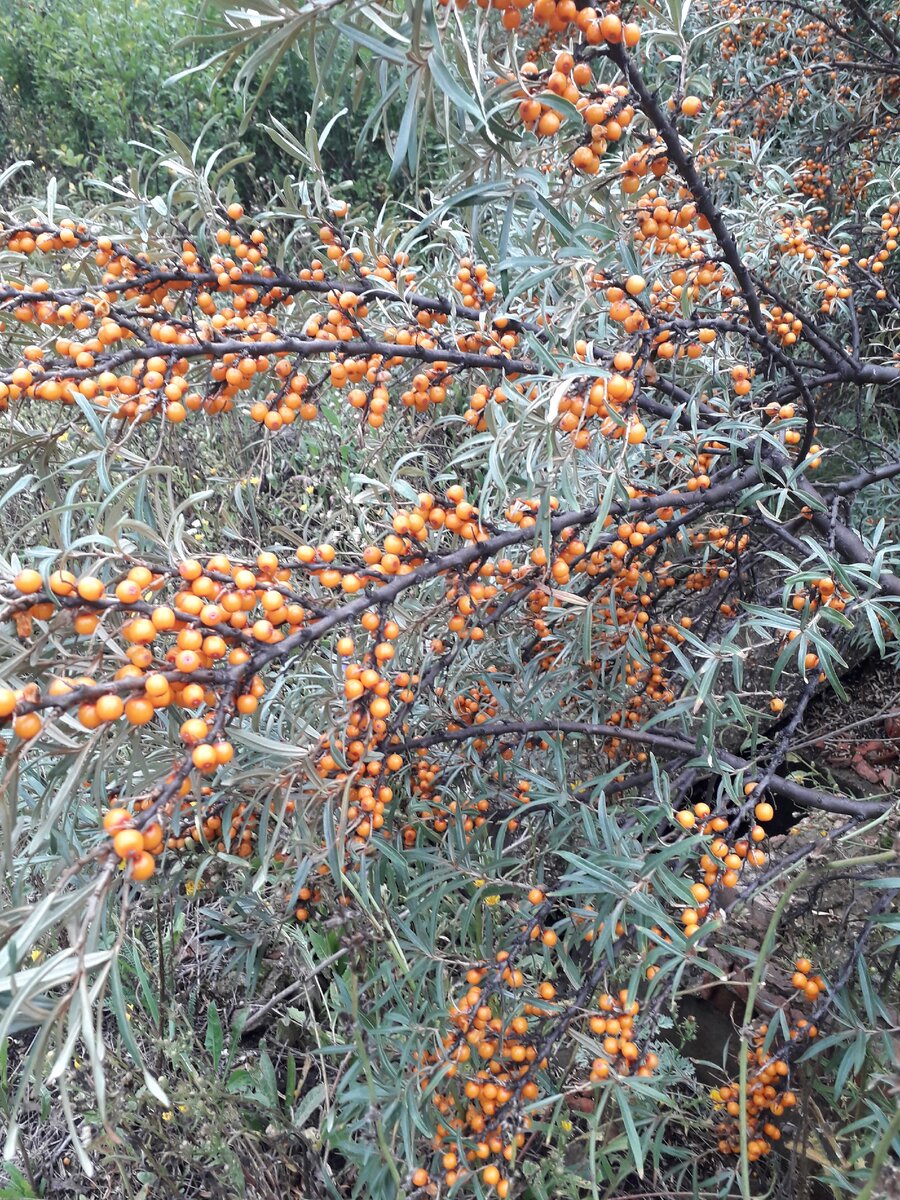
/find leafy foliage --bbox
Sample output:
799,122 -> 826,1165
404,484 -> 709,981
0,0 -> 392,206
1,2 -> 900,1199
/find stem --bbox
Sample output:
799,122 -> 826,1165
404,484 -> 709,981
855,1105 -> 900,1200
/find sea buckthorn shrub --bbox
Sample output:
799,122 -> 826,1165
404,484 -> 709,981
1,1 -> 899,1197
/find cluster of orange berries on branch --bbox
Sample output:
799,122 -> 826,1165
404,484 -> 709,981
405,754 -> 447,842
717,1 -> 900,220
586,990 -> 658,1081
670,794 -> 769,939
712,958 -> 825,1158
787,574 -> 848,617
404,738 -> 542,846
417,953 -> 656,1195
2,466 -> 735,860
1,556 -> 282,747
454,677 -> 500,726
439,0 -> 640,47
0,218 -> 527,436
464,381 -> 508,429
552,363 -> 642,448
511,50 -> 637,166
453,258 -> 498,308
100,779 -> 294,885
102,806 -> 161,882
793,159 -> 832,210
858,201 -> 900,300
314,623 -> 411,852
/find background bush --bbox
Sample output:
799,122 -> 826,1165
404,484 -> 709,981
0,0 -> 392,206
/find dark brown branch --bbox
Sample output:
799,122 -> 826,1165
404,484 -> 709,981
402,719 -> 892,819
606,43 -> 767,335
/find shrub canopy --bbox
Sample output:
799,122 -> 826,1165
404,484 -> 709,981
1,1 -> 899,1198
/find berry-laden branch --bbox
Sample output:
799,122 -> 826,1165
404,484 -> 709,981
603,42 -> 767,336
400,719 -> 892,819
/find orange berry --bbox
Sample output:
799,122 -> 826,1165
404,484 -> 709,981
125,697 -> 155,725
213,740 -> 234,765
103,807 -> 132,834
180,717 -> 208,745
49,570 -> 76,596
141,823 -> 164,852
113,829 -> 145,859
13,712 -> 42,739
129,851 -> 156,882
192,744 -> 218,771
96,694 -> 125,722
76,576 -> 105,602
537,110 -> 561,137
14,569 -> 43,595
600,13 -> 622,41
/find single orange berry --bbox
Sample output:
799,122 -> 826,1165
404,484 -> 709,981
96,694 -> 125,722
13,712 -> 42,739
103,807 -> 132,834
14,569 -> 43,595
76,576 -> 105,602
129,851 -> 156,882
113,829 -> 145,859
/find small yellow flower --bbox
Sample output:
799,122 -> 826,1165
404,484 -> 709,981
31,948 -> 43,962
474,878 -> 485,888
561,1119 -> 572,1132
162,1110 -> 173,1121
305,485 -> 314,495
484,894 -> 500,906
185,880 -> 196,896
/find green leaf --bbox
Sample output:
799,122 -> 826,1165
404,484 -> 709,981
205,1000 -> 224,1071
